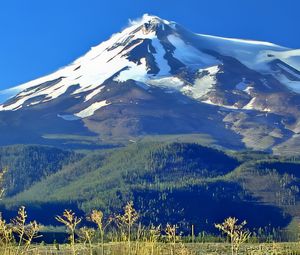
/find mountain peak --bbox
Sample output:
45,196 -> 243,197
133,14 -> 170,26
129,14 -> 173,34
0,15 -> 299,114
0,16 -> 300,152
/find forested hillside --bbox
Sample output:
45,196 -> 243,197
0,145 -> 82,196
1,142 -> 300,237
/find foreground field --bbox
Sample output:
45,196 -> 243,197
2,242 -> 300,255
0,201 -> 299,255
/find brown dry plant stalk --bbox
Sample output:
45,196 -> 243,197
88,209 -> 112,255
78,226 -> 96,255
215,217 -> 251,255
0,216 -> 14,255
55,209 -> 82,255
115,201 -> 139,254
11,206 -> 42,254
165,224 -> 179,255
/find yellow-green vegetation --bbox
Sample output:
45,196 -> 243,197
215,217 -> 251,255
55,209 -> 82,255
88,209 -> 112,255
0,199 -> 300,254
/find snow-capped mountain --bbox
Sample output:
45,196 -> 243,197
0,14 -> 300,153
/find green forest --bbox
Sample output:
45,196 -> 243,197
0,141 -> 300,245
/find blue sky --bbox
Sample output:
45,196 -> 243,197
0,0 -> 299,90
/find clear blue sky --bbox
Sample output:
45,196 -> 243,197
0,0 -> 299,90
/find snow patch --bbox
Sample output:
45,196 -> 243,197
57,114 -> 80,121
198,34 -> 282,47
202,99 -> 239,110
151,39 -> 171,75
195,33 -> 289,73
75,100 -> 111,118
182,65 -> 219,98
168,35 -> 219,67
243,97 -> 256,110
115,58 -> 149,82
147,77 -> 184,89
84,86 -> 105,102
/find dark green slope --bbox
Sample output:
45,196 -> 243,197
1,142 -> 300,235
0,145 -> 82,196
229,159 -> 300,217
5,143 -> 238,205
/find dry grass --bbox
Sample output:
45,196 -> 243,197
0,200 -> 299,255
0,242 -> 299,255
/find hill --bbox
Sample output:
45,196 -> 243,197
1,142 -> 300,238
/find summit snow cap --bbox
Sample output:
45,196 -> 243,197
0,14 -> 299,112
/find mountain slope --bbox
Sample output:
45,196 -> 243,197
0,14 -> 299,153
0,145 -> 82,196
3,142 -> 299,235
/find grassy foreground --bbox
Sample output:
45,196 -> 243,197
1,242 -> 299,255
